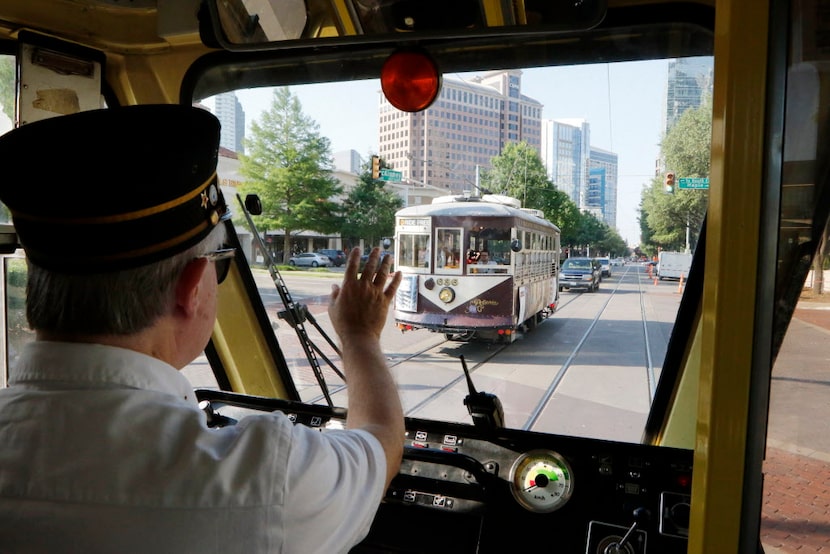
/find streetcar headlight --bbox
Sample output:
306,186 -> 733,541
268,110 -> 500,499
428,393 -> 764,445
438,287 -> 455,303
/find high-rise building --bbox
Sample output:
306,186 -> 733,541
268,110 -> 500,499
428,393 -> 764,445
214,91 -> 246,154
540,119 -> 619,230
378,70 -> 542,194
333,149 -> 363,175
540,118 -> 590,205
588,147 -> 619,228
663,57 -> 714,136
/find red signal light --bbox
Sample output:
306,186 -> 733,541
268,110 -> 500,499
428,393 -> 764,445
665,172 -> 676,193
380,49 -> 442,112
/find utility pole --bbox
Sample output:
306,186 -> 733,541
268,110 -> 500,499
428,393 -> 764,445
685,212 -> 691,254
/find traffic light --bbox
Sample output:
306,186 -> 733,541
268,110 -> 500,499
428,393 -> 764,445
371,155 -> 380,179
665,172 -> 675,193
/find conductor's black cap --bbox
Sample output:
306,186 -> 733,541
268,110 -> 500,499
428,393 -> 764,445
0,105 -> 230,273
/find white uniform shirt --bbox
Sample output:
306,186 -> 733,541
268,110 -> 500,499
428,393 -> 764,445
0,341 -> 387,554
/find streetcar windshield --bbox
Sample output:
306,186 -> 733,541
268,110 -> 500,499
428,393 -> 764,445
562,259 -> 594,269
180,53 -> 714,445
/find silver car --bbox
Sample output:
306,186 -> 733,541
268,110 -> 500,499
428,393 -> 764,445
288,252 -> 331,267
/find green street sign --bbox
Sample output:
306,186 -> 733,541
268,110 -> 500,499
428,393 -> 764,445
678,177 -> 709,189
380,169 -> 402,182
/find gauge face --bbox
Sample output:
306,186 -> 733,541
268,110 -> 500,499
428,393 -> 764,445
509,449 -> 574,513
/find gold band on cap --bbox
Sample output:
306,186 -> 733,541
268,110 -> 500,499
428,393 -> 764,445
10,172 -> 218,225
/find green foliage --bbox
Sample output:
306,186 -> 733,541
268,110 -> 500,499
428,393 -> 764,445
0,56 -> 13,126
0,56 -> 14,222
639,96 -> 711,253
341,156 -> 403,247
480,141 -> 621,253
237,88 -> 342,263
480,142 -> 549,202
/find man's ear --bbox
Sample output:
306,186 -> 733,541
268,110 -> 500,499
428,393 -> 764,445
175,258 -> 209,317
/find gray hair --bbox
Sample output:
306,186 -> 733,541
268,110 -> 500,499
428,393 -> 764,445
26,224 -> 227,336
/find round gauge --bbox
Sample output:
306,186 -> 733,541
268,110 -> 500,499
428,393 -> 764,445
509,449 -> 574,513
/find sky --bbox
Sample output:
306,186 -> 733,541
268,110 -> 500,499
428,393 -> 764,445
230,59 -> 669,247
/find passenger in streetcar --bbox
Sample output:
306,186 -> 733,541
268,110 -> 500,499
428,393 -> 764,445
470,249 -> 497,273
0,105 -> 404,553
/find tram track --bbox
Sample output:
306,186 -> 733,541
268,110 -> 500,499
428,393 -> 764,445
384,263 -> 665,438
303,263 -> 666,437
522,264 -> 646,431
402,342 -> 510,418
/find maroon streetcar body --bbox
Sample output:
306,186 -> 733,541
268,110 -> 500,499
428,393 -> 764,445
393,195 -> 560,342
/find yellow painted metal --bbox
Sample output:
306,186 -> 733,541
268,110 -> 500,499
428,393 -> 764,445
657,321 -> 701,450
0,1 -> 211,107
213,264 -> 293,398
330,0 -> 358,35
0,1 -> 197,54
688,0 -> 770,550
104,47 -> 209,106
480,0 -> 508,26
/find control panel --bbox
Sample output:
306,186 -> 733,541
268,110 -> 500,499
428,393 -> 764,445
196,390 -> 693,553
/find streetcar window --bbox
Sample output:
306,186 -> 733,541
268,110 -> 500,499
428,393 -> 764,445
435,228 -> 462,271
469,227 -> 511,264
4,257 -> 28,378
397,233 -> 430,269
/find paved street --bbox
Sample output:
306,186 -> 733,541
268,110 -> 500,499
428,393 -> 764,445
223,266 -> 830,552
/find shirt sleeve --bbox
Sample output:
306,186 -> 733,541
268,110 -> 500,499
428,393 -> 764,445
281,425 -> 387,554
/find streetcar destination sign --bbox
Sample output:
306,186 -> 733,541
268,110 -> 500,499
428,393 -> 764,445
678,177 -> 709,189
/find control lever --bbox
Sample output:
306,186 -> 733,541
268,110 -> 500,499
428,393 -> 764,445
460,355 -> 504,430
604,507 -> 650,554
199,400 -> 237,428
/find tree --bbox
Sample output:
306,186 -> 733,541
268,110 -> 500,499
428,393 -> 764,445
341,156 -> 403,249
238,88 -> 342,263
595,224 -> 628,258
0,56 -> 13,125
480,141 -> 583,246
640,96 -> 711,253
0,57 -> 13,222
480,142 -> 626,254
480,142 -> 548,203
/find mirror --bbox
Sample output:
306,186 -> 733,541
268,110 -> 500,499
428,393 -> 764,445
205,0 -> 607,50
510,238 -> 522,252
244,193 -> 263,215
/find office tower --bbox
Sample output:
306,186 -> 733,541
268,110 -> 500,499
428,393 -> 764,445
333,149 -> 363,174
540,119 -> 591,206
663,57 -> 714,136
588,147 -> 619,228
214,91 -> 246,154
378,70 -> 542,194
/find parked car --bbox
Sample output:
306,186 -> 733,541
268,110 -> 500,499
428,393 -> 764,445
315,249 -> 346,267
288,252 -> 331,267
559,257 -> 601,292
597,257 -> 612,277
359,251 -> 394,270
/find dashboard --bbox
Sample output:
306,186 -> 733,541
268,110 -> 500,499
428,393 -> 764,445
196,389 -> 692,554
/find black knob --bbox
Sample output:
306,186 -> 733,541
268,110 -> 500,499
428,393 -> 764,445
632,506 -> 651,523
670,502 -> 691,528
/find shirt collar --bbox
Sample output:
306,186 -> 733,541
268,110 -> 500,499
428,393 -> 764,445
10,341 -> 196,404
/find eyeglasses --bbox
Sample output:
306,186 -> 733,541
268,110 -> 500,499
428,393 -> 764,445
198,247 -> 236,284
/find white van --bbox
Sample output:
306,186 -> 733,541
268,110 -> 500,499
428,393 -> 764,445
657,251 -> 692,280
